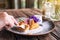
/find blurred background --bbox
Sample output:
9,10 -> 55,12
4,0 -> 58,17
0,0 -> 60,20
0,0 -> 42,9
0,0 -> 59,9
0,0 -> 57,9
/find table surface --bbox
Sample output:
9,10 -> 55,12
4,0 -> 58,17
0,21 -> 60,40
0,9 -> 60,40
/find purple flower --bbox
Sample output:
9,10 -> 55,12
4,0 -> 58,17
29,15 -> 39,22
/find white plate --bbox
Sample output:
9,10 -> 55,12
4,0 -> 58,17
7,17 -> 55,36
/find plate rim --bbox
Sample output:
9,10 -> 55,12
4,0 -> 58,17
7,26 -> 55,36
7,17 -> 55,36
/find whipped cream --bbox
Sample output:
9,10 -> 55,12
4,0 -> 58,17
20,24 -> 25,29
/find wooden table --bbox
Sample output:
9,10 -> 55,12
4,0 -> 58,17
0,9 -> 60,40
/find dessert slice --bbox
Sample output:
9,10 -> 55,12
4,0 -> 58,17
29,19 -> 39,30
17,21 -> 29,32
29,23 -> 39,30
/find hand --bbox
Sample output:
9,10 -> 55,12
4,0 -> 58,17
0,12 -> 17,30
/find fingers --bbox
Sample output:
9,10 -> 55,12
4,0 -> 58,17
3,12 -> 8,16
5,21 -> 14,29
0,12 -> 8,16
4,15 -> 17,29
5,20 -> 16,29
12,17 -> 18,25
9,15 -> 18,25
5,21 -> 15,29
8,22 -> 14,28
0,12 -> 17,30
5,15 -> 15,29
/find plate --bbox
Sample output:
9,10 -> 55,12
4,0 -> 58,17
7,17 -> 55,36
